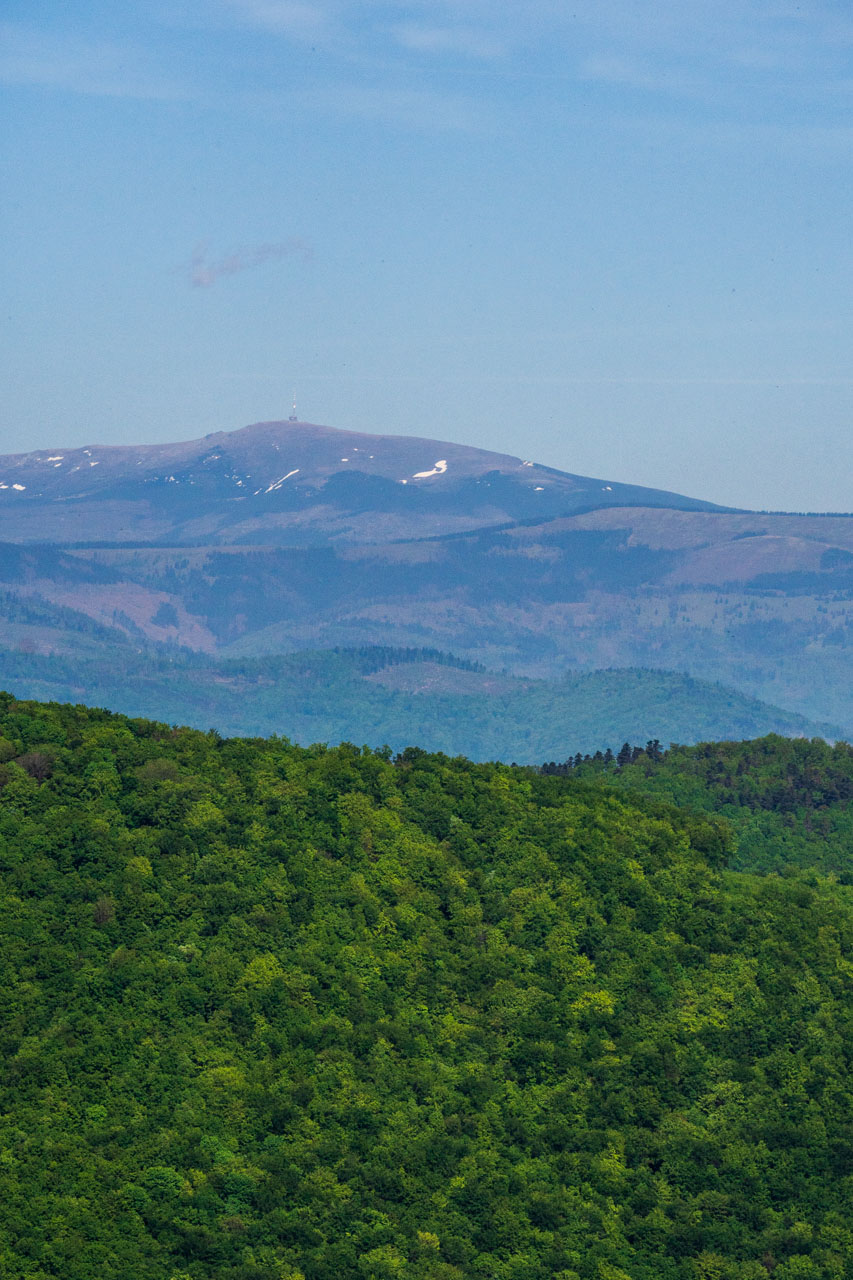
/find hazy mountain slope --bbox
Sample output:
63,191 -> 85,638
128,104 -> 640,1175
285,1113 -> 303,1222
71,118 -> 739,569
0,418 -> 728,545
5,506 -> 853,661
3,501 -> 850,725
0,646 -> 837,759
1,421 -> 852,730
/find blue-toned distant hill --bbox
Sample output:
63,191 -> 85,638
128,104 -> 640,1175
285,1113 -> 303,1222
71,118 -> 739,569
0,644 -> 838,760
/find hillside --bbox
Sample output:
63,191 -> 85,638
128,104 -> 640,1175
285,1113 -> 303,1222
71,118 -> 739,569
2,695 -> 853,1279
569,734 -> 853,878
0,515 -> 852,732
0,646 -> 836,759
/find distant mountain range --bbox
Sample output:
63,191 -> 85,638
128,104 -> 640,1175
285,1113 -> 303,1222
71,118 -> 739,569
0,418 -> 851,741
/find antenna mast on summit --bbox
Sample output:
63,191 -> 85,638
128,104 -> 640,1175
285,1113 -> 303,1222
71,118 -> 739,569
289,395 -> 298,422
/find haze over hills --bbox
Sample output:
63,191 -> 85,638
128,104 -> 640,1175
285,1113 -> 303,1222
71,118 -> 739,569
0,418 -> 851,741
0,646 -> 836,760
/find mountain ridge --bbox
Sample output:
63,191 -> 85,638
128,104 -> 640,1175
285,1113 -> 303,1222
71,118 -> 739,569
0,418 -> 731,545
0,418 -> 851,732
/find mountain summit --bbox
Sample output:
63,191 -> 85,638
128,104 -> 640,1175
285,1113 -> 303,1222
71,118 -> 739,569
0,419 -> 852,733
0,419 -> 726,544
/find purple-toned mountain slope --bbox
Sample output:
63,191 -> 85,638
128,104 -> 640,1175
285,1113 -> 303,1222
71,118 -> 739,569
0,419 -> 852,730
0,419 -> 727,544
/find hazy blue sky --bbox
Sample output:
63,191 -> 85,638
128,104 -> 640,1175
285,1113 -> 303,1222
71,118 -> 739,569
3,1 -> 853,510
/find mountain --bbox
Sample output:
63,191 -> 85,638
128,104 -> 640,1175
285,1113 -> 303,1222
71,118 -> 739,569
3,694 -> 853,1279
0,418 -> 727,545
1,418 -> 852,733
2,505 -> 852,727
0,645 -> 836,760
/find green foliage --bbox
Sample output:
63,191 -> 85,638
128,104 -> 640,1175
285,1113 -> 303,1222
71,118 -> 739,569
1,694 -> 853,1279
586,734 -> 853,877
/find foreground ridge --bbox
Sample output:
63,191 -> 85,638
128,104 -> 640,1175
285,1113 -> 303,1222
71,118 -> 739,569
1,693 -> 852,1278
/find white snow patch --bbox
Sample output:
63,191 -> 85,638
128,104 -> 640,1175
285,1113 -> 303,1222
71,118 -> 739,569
522,460 -> 533,467
412,459 -> 448,479
534,486 -> 544,491
54,463 -> 62,468
89,460 -> 99,467
264,469 -> 300,493
401,479 -> 408,485
12,483 -> 26,491
341,458 -> 349,462
47,455 -> 63,461
602,485 -> 612,491
0,484 -> 6,490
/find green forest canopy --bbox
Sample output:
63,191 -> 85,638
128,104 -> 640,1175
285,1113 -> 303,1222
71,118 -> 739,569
1,693 -> 852,1280
549,734 -> 853,878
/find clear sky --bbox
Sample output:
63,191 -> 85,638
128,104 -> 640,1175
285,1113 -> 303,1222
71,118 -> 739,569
2,1 -> 853,511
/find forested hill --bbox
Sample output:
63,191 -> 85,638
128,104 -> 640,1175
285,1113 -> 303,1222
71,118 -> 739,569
0,642 -> 837,759
2,695 -> 853,1280
559,734 -> 853,878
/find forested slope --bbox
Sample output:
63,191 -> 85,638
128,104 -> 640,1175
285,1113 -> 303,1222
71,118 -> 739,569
0,642 -> 836,759
571,735 -> 853,878
1,695 -> 852,1279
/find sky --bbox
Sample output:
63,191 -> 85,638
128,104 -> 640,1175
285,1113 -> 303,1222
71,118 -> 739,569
2,1 -> 853,511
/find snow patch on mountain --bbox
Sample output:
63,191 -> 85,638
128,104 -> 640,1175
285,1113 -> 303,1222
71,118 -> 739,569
413,460 -> 448,479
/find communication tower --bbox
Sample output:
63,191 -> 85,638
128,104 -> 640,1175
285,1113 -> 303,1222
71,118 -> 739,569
289,396 -> 298,422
